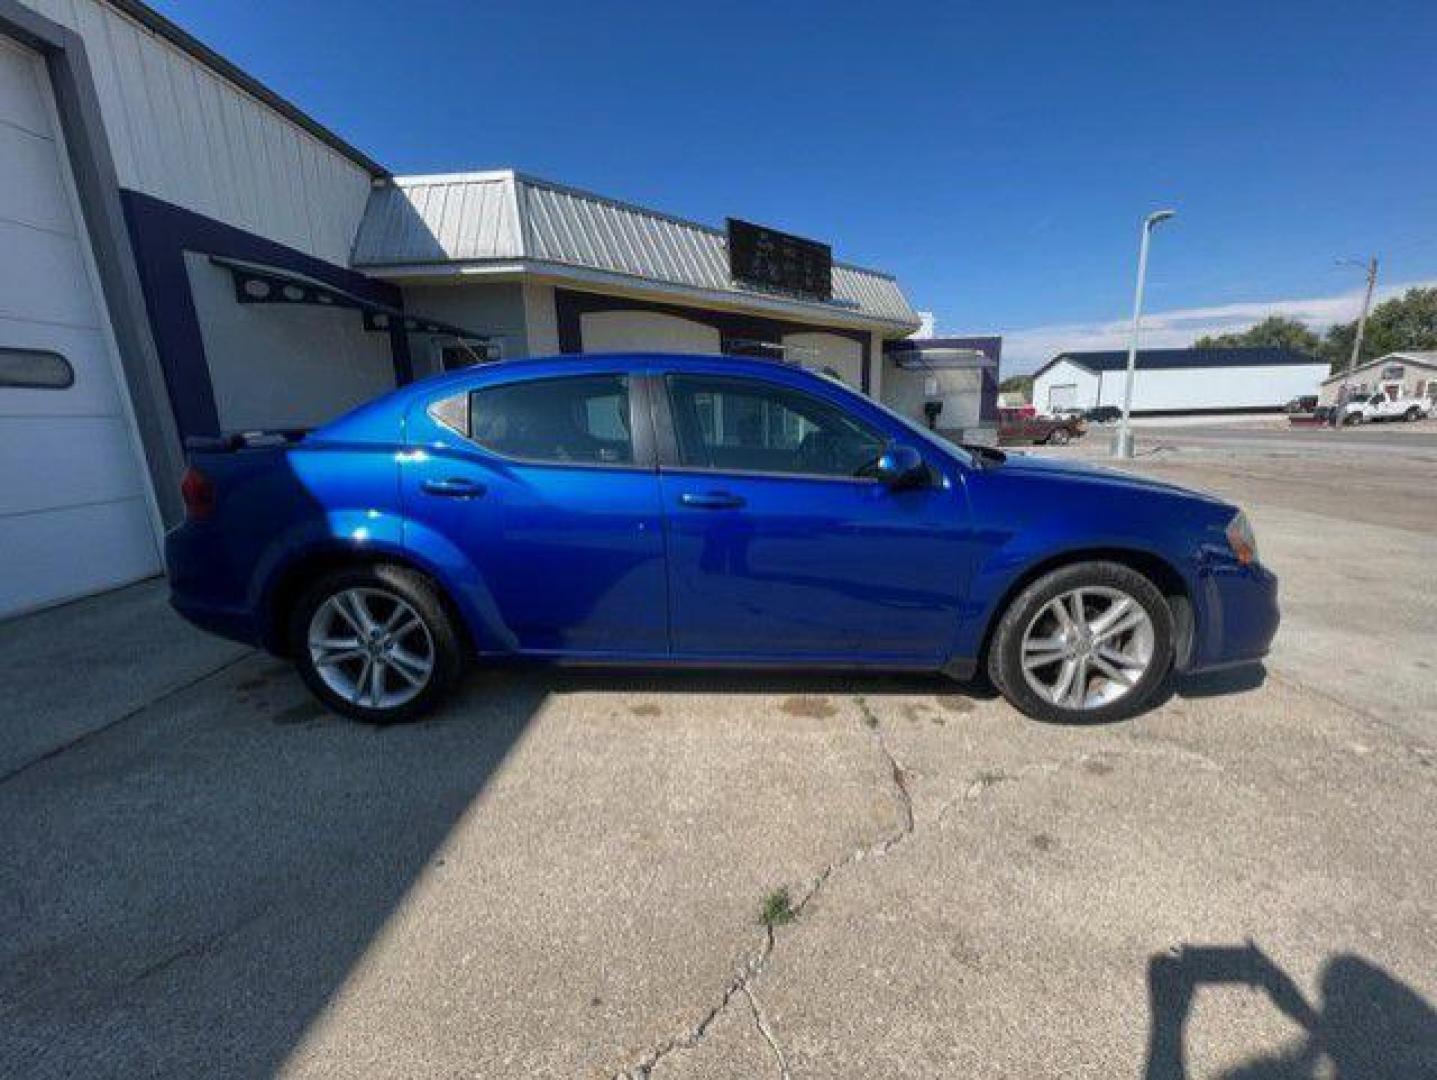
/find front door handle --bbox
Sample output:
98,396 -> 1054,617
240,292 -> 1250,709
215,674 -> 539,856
421,477 -> 486,498
679,491 -> 745,510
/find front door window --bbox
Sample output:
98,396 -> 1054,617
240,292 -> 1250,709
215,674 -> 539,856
666,374 -> 885,479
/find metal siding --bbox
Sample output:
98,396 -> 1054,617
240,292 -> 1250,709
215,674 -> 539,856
353,173 -> 919,327
350,176 -> 522,264
1034,360 -> 1100,411
20,0 -> 373,265
1094,364 -> 1329,411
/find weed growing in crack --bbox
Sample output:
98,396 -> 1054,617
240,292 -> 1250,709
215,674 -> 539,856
855,696 -> 880,729
759,887 -> 796,928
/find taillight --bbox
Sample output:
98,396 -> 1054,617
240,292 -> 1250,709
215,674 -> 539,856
180,465 -> 216,520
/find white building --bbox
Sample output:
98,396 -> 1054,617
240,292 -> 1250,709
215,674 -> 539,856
1031,348 -> 1327,416
1318,351 -> 1437,405
0,0 -> 919,618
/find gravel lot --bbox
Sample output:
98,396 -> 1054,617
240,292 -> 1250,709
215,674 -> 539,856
2,421 -> 1434,1079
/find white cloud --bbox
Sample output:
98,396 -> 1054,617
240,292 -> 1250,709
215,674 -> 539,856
994,279 -> 1437,374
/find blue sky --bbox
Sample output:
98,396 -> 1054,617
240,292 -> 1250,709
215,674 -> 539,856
151,0 -> 1437,371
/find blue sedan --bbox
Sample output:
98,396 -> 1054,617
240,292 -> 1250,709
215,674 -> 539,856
166,354 -> 1277,724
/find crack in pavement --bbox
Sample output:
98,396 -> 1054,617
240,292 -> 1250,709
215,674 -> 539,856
611,697 -> 916,1079
614,926 -> 775,1079
742,983 -> 790,1079
933,742 -> 1219,827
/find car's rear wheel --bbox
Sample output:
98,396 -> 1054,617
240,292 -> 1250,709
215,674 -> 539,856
1046,428 -> 1072,445
289,564 -> 464,723
1405,407 -> 1421,421
988,561 -> 1174,723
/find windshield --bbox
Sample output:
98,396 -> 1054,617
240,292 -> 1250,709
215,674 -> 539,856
837,382 -> 977,467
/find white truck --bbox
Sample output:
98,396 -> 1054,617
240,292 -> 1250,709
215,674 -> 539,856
1340,393 -> 1432,424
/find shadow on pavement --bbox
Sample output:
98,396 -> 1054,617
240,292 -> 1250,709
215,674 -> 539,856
1144,942 -> 1437,1079
0,654 -> 984,1078
0,660 -> 545,1079
1173,662 -> 1269,700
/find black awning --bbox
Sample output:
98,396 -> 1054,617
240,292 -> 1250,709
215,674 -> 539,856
209,256 -> 492,345
888,346 -> 997,371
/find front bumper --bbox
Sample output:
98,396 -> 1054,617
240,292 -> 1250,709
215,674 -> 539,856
1183,559 -> 1280,673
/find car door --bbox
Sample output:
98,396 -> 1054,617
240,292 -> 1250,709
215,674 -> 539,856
400,369 -> 667,656
653,368 -> 971,662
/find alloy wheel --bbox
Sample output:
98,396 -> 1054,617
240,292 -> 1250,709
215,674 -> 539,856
307,587 -> 435,709
1019,586 -> 1154,710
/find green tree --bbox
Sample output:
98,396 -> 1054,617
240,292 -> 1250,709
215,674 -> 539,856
1194,316 -> 1322,354
999,374 -> 1033,401
1321,287 -> 1437,374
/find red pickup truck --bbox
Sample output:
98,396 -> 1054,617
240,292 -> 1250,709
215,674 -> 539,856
997,408 -> 1086,446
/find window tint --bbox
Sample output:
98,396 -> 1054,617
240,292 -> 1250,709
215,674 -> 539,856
667,374 -> 885,478
0,348 -> 74,390
467,374 -> 632,465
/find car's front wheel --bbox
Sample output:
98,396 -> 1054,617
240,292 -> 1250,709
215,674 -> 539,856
988,561 -> 1174,723
1046,427 -> 1072,445
289,564 -> 465,723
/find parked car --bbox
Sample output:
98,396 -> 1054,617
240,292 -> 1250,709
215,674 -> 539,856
1340,393 -> 1432,424
998,407 -> 1086,445
167,355 -> 1278,725
1085,405 -> 1123,424
1285,395 -> 1319,414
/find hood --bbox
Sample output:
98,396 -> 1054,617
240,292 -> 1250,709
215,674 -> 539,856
991,451 -> 1229,505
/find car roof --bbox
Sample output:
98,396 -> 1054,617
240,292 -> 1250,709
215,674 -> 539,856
388,352 -> 862,410
315,352 -> 861,443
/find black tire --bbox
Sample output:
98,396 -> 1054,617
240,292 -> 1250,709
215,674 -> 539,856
287,563 -> 465,724
1046,428 -> 1072,445
987,561 -> 1175,724
1344,412 -> 1362,426
1405,408 -> 1420,422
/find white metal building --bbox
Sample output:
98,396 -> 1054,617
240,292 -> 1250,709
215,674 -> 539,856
1032,347 -> 1328,416
1319,351 -> 1437,405
0,0 -> 920,618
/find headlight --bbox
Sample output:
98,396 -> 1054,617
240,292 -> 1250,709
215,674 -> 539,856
1224,510 -> 1258,566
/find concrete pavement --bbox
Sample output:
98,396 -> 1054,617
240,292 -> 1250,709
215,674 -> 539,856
1,422 -> 1434,1078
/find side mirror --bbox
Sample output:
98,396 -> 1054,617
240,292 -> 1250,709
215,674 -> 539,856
874,444 -> 928,489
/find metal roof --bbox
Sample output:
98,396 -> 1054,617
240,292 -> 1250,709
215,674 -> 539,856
351,171 -> 920,329
1036,347 -> 1323,380
1320,350 -> 1437,384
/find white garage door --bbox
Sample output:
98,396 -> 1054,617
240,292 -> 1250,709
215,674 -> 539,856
0,36 -> 160,619
782,332 -> 864,389
579,310 -> 720,354
1047,383 -> 1078,411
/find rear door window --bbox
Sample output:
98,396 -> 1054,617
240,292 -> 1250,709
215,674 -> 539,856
466,374 -> 633,465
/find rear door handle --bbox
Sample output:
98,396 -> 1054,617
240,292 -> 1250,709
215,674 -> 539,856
421,477 -> 486,498
679,491 -> 745,509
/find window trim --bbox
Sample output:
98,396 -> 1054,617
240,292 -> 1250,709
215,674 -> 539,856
0,347 -> 76,390
656,371 -> 890,484
441,371 -> 656,472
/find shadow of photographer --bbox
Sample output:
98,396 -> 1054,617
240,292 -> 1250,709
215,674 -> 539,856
1144,941 -> 1437,1079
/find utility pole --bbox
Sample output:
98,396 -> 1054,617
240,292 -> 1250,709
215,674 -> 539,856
1331,255 -> 1378,426
1347,256 -> 1379,371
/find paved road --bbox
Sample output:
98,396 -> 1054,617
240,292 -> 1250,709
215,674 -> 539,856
1123,419 -> 1437,458
3,430 -> 1435,1079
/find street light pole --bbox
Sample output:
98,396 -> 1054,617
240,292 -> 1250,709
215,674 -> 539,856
1113,209 -> 1176,459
